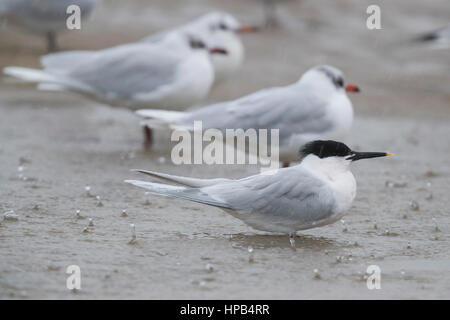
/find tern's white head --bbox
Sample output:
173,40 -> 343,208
299,140 -> 391,175
299,65 -> 360,96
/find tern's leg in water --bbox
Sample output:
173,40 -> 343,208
46,32 -> 58,52
143,126 -> 153,150
289,232 -> 296,249
282,162 -> 290,168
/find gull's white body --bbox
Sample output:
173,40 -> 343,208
126,154 -> 357,234
3,34 -> 215,110
137,66 -> 355,162
207,30 -> 244,82
143,12 -> 245,82
0,0 -> 98,35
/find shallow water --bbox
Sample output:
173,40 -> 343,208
0,0 -> 449,299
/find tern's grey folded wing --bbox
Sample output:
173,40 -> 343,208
182,85 -> 332,145
65,44 -> 180,99
203,167 -> 336,224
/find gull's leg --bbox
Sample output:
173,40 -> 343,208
263,0 -> 279,27
282,162 -> 290,168
143,125 -> 153,150
46,32 -> 58,52
289,232 -> 296,249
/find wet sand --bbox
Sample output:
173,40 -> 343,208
0,0 -> 449,299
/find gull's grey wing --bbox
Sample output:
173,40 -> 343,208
41,50 -> 96,71
181,85 -> 333,145
202,167 -> 337,229
63,43 -> 180,100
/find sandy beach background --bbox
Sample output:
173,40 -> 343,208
0,0 -> 449,299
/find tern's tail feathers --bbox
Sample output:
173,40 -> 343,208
125,180 -> 232,209
132,169 -> 231,188
136,109 -> 187,129
41,51 -> 94,70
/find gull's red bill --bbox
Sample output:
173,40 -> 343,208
209,48 -> 228,55
236,24 -> 260,33
345,83 -> 360,93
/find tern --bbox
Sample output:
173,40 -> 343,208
3,35 -> 228,110
126,140 -> 391,246
136,65 -> 360,163
0,0 -> 99,52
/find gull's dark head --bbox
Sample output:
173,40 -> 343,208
300,140 -> 392,161
204,12 -> 258,34
187,36 -> 228,55
188,37 -> 207,50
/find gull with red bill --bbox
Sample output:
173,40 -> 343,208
3,34 -> 228,111
136,65 -> 360,165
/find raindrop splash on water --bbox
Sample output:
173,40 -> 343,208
158,156 -> 166,164
205,264 -> 214,273
409,201 -> 420,211
84,185 -> 92,197
289,233 -> 296,250
341,219 -> 348,232
75,209 -> 84,219
432,218 -> 441,232
248,246 -> 255,263
96,196 -> 103,207
313,269 -> 321,280
3,210 -> 19,221
128,224 -> 137,244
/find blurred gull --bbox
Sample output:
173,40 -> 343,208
40,11 -> 257,83
3,35 -> 228,110
143,11 -> 258,83
126,140 -> 391,245
415,24 -> 450,49
0,0 -> 99,51
136,65 -> 360,164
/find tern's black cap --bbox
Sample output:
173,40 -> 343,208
300,140 -> 392,161
301,140 -> 352,159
